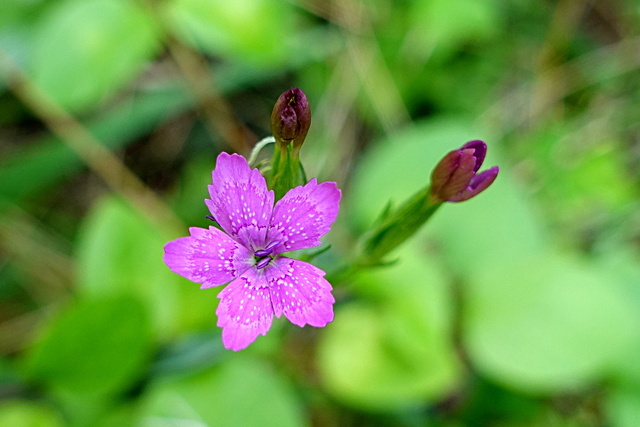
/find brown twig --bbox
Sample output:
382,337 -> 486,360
0,49 -> 184,233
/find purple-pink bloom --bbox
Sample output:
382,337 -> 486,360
163,153 -> 341,351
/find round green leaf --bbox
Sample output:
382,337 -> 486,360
31,0 -> 160,111
317,244 -> 461,410
76,196 -> 211,338
464,254 -> 638,393
25,295 -> 152,397
141,356 -> 305,427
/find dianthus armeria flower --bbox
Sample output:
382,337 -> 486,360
163,153 -> 341,351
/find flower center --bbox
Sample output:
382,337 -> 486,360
254,240 -> 280,270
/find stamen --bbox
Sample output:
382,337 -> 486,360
254,240 -> 281,257
264,240 -> 281,251
256,257 -> 271,270
205,215 -> 217,223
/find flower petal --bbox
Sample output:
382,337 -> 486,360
449,166 -> 499,202
205,153 -> 274,250
216,269 -> 274,351
163,226 -> 253,288
460,140 -> 487,172
267,258 -> 334,327
267,179 -> 341,253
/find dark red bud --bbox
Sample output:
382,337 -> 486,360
270,88 -> 311,151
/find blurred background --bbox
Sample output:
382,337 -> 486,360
1,0 -> 640,425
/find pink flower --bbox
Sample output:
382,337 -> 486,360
163,153 -> 341,350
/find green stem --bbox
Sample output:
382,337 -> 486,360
268,143 -> 303,200
359,187 -> 443,265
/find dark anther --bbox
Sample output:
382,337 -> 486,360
255,240 -> 281,257
256,257 -> 271,270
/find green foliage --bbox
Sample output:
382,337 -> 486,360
163,0 -> 297,67
30,0 -> 160,111
76,197 -> 212,337
0,401 -> 63,427
318,243 -> 460,409
141,356 -> 306,426
24,295 -> 152,397
465,254 -> 639,392
2,0 -> 640,425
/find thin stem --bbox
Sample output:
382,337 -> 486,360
0,49 -> 183,233
165,38 -> 257,155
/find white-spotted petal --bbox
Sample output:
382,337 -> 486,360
163,226 -> 253,288
268,258 -> 334,327
206,153 -> 274,250
267,179 -> 341,254
216,269 -> 274,351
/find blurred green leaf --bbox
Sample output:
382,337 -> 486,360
140,355 -> 305,427
318,243 -> 461,410
409,0 -> 500,60
520,123 -> 637,230
25,295 -> 152,397
76,196 -> 212,338
464,253 -> 638,393
606,386 -> 640,427
30,0 -> 160,111
596,247 -> 640,386
163,0 -> 296,67
348,117 -> 639,394
169,157 -> 214,227
0,401 -> 63,427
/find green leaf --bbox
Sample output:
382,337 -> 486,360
0,401 -> 63,427
464,253 -> 638,393
24,295 -> 152,397
141,356 -> 306,427
606,386 -> 640,427
76,196 -> 211,338
407,0 -> 500,61
30,0 -> 160,111
318,243 -> 461,410
163,0 -> 296,67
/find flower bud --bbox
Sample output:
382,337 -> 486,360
430,140 -> 499,203
270,88 -> 311,152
